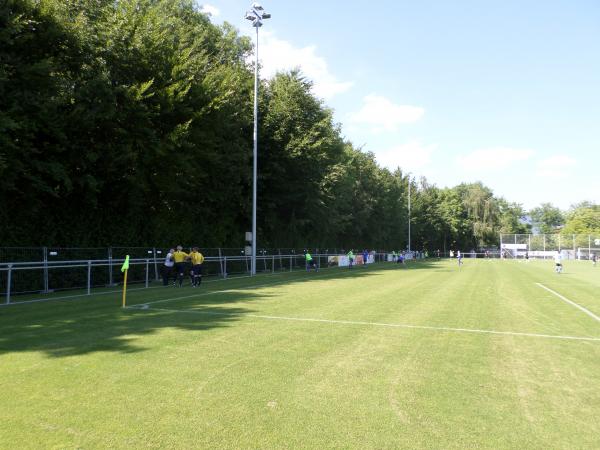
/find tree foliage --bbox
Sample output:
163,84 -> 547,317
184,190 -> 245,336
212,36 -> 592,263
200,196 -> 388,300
563,203 -> 600,234
529,203 -> 565,234
0,0 -> 547,250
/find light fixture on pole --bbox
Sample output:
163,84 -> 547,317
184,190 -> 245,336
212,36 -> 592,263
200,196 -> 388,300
245,2 -> 271,275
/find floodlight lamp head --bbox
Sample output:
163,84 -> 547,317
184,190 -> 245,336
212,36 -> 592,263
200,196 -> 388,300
245,11 -> 256,21
261,12 -> 271,19
252,2 -> 264,11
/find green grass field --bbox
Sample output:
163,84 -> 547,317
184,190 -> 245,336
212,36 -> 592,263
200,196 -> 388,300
1,259 -> 600,449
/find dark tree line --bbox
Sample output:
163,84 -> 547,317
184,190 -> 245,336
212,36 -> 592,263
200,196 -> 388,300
1,0 -> 537,251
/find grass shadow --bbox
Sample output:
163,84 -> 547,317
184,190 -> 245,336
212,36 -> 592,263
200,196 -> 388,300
0,295 -> 263,358
0,262 -> 393,358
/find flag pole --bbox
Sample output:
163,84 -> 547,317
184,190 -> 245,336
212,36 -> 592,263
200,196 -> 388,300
121,255 -> 130,308
122,269 -> 128,308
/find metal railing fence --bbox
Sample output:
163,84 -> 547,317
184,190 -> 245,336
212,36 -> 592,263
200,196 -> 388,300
0,249 -> 393,304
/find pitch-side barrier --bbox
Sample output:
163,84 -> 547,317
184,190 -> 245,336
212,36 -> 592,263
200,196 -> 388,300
0,252 -> 392,305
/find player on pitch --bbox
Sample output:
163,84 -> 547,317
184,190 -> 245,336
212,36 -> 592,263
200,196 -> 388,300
554,251 -> 563,273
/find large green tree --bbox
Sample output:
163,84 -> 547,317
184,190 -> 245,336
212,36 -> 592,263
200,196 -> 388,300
1,0 -> 255,247
529,203 -> 564,234
1,0 -> 573,253
497,199 -> 530,234
563,203 -> 600,234
258,71 -> 345,246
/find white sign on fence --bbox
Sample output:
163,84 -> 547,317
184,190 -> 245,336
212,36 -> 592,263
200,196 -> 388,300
501,244 -> 527,250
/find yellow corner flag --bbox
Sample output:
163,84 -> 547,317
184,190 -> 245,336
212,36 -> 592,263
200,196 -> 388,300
121,255 -> 130,308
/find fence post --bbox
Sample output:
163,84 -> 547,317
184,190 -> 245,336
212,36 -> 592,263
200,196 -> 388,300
108,247 -> 114,286
153,248 -> 159,281
223,256 -> 227,279
290,255 -> 292,272
272,254 -> 275,273
87,260 -> 92,295
6,264 -> 12,304
559,234 -> 562,252
43,246 -> 49,293
145,259 -> 150,288
543,234 -> 546,257
218,248 -> 223,277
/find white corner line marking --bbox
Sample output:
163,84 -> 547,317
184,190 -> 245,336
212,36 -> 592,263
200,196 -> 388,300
536,283 -> 600,323
125,305 -> 600,342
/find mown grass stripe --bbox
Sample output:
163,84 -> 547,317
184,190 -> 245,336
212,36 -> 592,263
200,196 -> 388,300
128,305 -> 600,342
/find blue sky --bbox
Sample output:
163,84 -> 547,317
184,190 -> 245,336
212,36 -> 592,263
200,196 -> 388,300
198,0 -> 599,210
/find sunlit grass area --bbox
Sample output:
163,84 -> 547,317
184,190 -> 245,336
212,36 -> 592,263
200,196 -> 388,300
2,259 -> 600,449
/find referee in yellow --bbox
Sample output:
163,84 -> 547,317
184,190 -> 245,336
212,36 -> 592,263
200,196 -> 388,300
172,245 -> 189,287
189,247 -> 205,287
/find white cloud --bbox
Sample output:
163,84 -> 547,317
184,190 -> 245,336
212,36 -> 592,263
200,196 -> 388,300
198,3 -> 220,17
535,155 -> 577,178
456,147 -> 535,171
257,32 -> 353,100
375,140 -> 436,172
348,95 -> 425,132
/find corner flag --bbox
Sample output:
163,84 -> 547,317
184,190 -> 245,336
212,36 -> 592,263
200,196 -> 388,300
121,255 -> 130,272
121,255 -> 130,308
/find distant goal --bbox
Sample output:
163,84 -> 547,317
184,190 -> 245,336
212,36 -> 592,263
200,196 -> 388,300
500,234 -> 600,260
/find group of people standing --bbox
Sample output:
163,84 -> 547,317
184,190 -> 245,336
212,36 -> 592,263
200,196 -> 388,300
304,249 -> 371,271
390,251 -> 406,266
163,246 -> 205,287
346,249 -> 371,269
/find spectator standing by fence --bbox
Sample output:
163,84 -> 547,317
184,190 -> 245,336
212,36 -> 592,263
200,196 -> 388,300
398,252 -> 405,267
163,248 -> 175,286
305,252 -> 318,272
347,250 -> 355,269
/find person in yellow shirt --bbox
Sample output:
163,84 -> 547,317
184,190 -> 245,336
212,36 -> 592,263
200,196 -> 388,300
172,245 -> 189,287
189,247 -> 205,287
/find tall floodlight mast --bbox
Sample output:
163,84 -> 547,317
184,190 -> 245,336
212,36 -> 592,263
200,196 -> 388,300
245,3 -> 271,275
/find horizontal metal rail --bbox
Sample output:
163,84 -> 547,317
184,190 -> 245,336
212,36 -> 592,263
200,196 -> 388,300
1,252 -> 392,305
0,254 -> 342,270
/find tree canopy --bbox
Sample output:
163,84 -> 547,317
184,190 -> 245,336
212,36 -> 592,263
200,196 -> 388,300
529,203 -> 565,234
0,0 -> 576,251
563,203 -> 600,234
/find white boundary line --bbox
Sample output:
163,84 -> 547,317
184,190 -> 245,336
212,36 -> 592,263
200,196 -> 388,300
126,305 -> 600,343
536,283 -> 600,323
